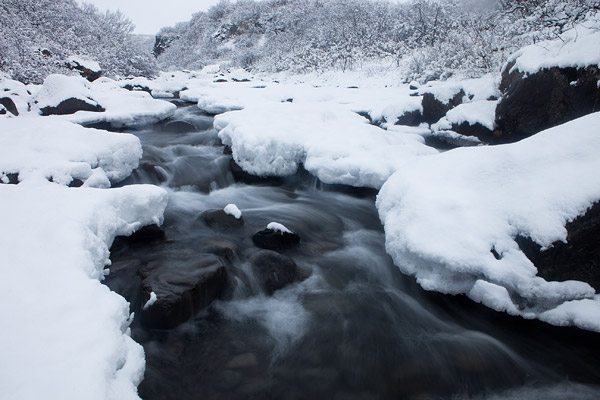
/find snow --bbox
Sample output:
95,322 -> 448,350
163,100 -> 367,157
36,74 -> 100,110
70,55 -> 102,73
143,292 -> 158,310
508,22 -> 600,75
0,117 -> 142,185
0,181 -> 168,400
377,112 -> 600,331
420,74 -> 499,104
224,203 -> 242,219
433,100 -> 498,131
215,102 -> 437,189
267,222 -> 293,234
0,77 -> 32,116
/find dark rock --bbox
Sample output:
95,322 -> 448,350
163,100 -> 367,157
421,89 -> 465,124
0,97 -> 19,116
128,224 -> 166,242
252,227 -> 300,250
201,209 -> 244,229
122,84 -> 152,94
229,158 -> 285,185
517,202 -> 600,291
199,239 -> 237,262
232,78 -> 251,83
40,98 -> 104,116
214,79 -> 228,83
249,250 -> 299,294
409,84 -> 419,90
1,172 -> 19,184
395,109 -> 423,126
355,111 -> 373,124
495,63 -> 600,142
66,59 -> 102,82
68,178 -> 84,188
139,254 -> 228,329
451,121 -> 495,143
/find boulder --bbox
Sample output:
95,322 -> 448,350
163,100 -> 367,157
517,202 -> 600,292
395,109 -> 422,127
66,58 -> 102,82
127,224 -> 166,242
39,98 -> 105,116
495,62 -> 600,142
451,121 -> 495,144
201,209 -> 244,230
139,254 -> 228,329
252,226 -> 300,250
0,97 -> 19,116
421,89 -> 465,124
249,250 -> 299,294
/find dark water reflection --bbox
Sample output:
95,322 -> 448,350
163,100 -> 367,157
106,106 -> 600,400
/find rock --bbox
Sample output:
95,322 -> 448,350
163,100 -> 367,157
39,98 -> 105,116
451,121 -> 496,143
122,84 -> 152,94
163,120 -> 197,133
201,209 -> 244,229
395,109 -> 422,126
66,59 -> 102,82
128,224 -> 166,242
226,352 -> 259,369
0,97 -> 19,116
421,89 -> 465,124
252,227 -> 300,250
495,63 -> 600,142
249,250 -> 298,294
139,254 -> 228,329
1,173 -> 19,184
517,202 -> 600,291
199,240 -> 237,263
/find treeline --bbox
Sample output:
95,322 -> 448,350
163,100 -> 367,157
0,0 -> 156,84
156,0 -> 600,79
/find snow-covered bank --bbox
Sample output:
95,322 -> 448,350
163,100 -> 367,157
0,117 -> 141,186
377,112 -> 600,331
0,99 -> 169,398
215,102 -> 436,189
0,182 -> 168,400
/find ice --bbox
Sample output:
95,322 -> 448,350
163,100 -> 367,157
215,102 -> 437,189
267,222 -> 293,234
508,19 -> 600,75
224,203 -> 242,219
0,117 -> 142,185
143,292 -> 158,310
377,112 -> 600,331
0,181 -> 168,400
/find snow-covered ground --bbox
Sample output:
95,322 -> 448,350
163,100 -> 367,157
0,79 -> 169,399
377,112 -> 600,331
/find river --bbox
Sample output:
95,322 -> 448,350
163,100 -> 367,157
105,104 -> 600,400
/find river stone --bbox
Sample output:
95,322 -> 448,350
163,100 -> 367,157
451,121 -> 495,143
127,224 -> 166,242
395,109 -> 422,126
421,89 -> 465,124
139,254 -> 228,329
495,63 -> 600,142
0,97 -> 19,116
39,97 -> 105,116
226,352 -> 259,369
202,209 -> 244,229
516,202 -> 600,291
162,120 -> 197,133
252,228 -> 300,250
249,250 -> 298,294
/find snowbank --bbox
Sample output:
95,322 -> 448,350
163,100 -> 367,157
508,23 -> 600,75
0,181 -> 168,400
377,112 -> 600,331
215,102 -> 437,189
433,100 -> 498,131
0,117 -> 142,185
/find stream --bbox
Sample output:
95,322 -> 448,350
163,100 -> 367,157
105,104 -> 600,400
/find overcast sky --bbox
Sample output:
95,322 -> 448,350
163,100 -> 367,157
78,0 -> 221,35
79,0 -> 412,35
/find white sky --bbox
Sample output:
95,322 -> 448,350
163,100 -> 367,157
78,0 -> 222,35
79,0 -> 412,36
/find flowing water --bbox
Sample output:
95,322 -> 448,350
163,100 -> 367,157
106,105 -> 600,400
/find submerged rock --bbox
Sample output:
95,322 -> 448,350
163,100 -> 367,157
249,250 -> 299,294
39,97 -> 105,116
201,209 -> 244,229
139,255 -> 228,329
495,63 -> 600,142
